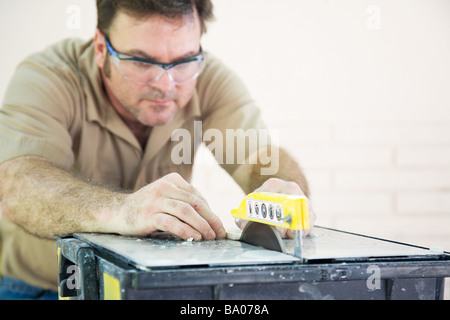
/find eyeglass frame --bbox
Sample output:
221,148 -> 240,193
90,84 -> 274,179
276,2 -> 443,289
103,35 -> 206,85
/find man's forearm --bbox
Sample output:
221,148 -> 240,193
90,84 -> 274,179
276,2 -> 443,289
0,155 -> 227,241
0,155 -> 124,239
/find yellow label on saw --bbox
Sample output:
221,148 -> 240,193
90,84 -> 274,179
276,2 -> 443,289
231,192 -> 309,230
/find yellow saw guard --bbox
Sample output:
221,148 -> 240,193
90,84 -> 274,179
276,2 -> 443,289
232,192 -> 309,261
231,192 -> 310,231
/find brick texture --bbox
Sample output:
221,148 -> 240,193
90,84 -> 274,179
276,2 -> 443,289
193,0 -> 450,258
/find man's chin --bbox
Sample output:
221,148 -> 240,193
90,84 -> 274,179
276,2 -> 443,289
139,102 -> 178,126
149,119 -> 172,126
143,112 -> 177,127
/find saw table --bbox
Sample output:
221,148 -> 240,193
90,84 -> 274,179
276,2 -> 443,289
57,226 -> 450,300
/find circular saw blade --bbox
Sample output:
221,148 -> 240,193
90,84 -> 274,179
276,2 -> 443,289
239,221 -> 286,253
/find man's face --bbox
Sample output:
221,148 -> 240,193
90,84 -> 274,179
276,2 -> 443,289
95,11 -> 202,127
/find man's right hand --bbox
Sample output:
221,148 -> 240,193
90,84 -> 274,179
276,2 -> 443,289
110,173 -> 226,241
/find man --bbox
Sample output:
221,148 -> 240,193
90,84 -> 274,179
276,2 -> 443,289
0,0 -> 314,299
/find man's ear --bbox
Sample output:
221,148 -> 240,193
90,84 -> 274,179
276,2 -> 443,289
94,29 -> 107,69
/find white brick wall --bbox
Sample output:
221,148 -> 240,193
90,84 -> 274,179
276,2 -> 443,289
397,146 -> 450,167
398,193 -> 450,214
274,120 -> 450,251
335,123 -> 450,145
193,121 -> 450,251
194,0 -> 450,254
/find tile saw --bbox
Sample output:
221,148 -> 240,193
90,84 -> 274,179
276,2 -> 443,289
60,193 -> 450,300
70,192 -> 448,271
231,192 -> 310,261
69,193 -> 310,271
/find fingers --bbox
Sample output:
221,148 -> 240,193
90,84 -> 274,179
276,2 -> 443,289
152,212 -> 203,241
155,173 -> 226,240
276,226 -> 288,238
251,178 -> 315,239
235,218 -> 248,230
160,198 -> 217,240
163,174 -> 225,237
254,178 -> 304,196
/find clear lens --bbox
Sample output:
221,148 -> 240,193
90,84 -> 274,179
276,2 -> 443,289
112,57 -> 205,85
170,60 -> 204,84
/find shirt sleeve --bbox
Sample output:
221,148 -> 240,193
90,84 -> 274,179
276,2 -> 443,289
0,56 -> 77,170
196,54 -> 272,193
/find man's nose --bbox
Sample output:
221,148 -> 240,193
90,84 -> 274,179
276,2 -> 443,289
151,69 -> 175,92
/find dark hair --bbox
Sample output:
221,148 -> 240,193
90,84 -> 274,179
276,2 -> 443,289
97,0 -> 214,35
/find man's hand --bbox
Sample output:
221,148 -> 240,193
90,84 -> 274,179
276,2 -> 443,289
235,178 -> 315,238
0,157 -> 225,240
111,173 -> 227,241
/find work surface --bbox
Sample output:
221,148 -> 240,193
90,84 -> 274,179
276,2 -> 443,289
59,226 -> 450,300
74,226 -> 448,269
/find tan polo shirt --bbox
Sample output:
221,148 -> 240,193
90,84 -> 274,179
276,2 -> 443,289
0,38 -> 267,291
